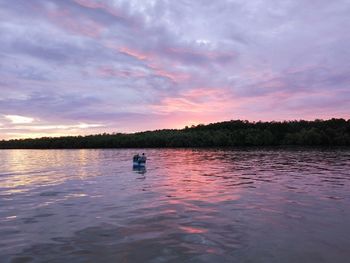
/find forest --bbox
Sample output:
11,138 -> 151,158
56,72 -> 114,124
0,118 -> 349,149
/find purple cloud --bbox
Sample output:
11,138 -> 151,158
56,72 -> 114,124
0,0 -> 349,139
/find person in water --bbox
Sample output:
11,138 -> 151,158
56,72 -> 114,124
133,154 -> 140,162
140,153 -> 146,162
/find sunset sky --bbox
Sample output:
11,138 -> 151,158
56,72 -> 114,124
0,0 -> 349,139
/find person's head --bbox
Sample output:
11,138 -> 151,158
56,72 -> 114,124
142,153 -> 145,155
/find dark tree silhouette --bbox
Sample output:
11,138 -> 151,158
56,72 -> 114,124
0,118 -> 349,149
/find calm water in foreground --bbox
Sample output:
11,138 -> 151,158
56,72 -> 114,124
0,149 -> 350,263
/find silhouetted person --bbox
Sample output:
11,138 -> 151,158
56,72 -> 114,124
140,153 -> 146,162
133,154 -> 140,162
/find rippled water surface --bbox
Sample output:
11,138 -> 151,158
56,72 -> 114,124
1,149 -> 350,263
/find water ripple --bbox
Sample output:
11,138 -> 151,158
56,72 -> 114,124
0,148 -> 350,262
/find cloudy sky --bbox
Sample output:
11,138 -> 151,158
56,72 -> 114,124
0,0 -> 349,139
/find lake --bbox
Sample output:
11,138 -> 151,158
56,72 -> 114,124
1,149 -> 350,263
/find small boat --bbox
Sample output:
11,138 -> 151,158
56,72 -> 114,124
133,160 -> 146,167
133,154 -> 146,167
133,166 -> 146,174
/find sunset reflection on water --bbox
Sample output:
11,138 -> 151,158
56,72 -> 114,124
0,149 -> 350,262
152,149 -> 243,205
0,150 -> 68,194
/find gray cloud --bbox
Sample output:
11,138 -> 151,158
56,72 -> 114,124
0,0 -> 349,138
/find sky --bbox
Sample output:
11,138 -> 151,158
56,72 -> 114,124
0,0 -> 350,139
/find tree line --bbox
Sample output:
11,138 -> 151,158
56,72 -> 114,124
0,118 -> 349,149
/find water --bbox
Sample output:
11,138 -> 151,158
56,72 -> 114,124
0,149 -> 350,263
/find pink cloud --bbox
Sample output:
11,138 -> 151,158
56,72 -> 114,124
148,63 -> 191,82
45,6 -> 105,38
73,0 -> 105,9
107,45 -> 192,83
119,47 -> 149,60
96,66 -> 146,78
151,87 -> 237,114
72,0 -> 137,27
